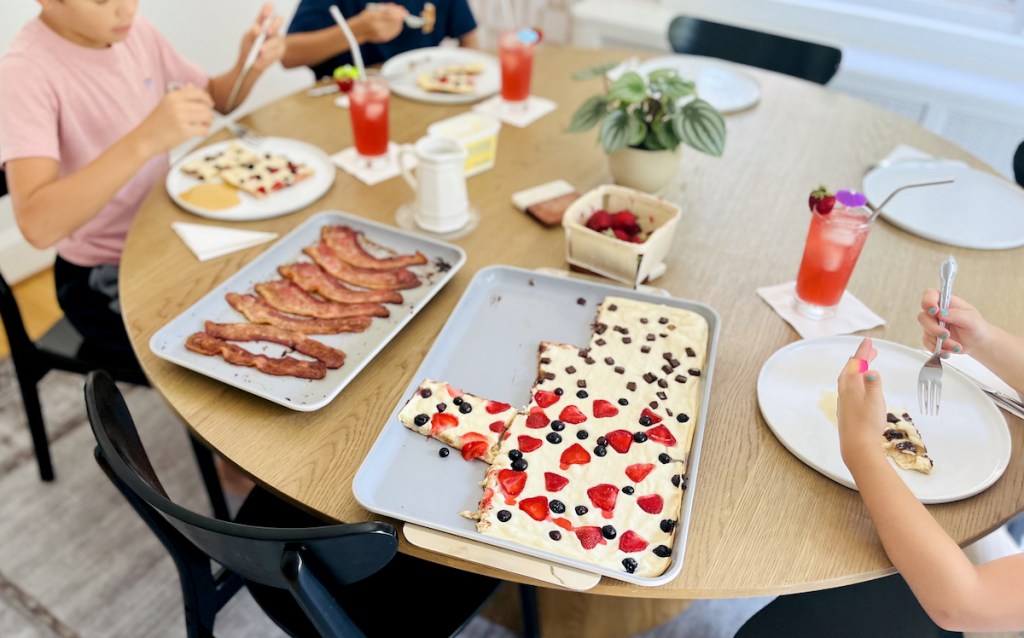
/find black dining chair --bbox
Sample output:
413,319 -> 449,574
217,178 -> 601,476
1013,140 -> 1023,187
667,16 -> 842,85
85,369 -> 541,638
733,573 -> 962,637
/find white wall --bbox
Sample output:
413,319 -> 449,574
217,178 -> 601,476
0,0 -> 314,284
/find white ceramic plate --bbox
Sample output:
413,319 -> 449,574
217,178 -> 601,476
380,46 -> 500,105
166,137 -> 334,222
757,336 -> 1010,504
353,266 -> 721,587
863,161 -> 1024,250
149,211 -> 465,411
635,55 -> 760,114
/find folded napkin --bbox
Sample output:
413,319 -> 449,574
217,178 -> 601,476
332,142 -> 413,186
757,281 -> 885,339
876,143 -> 968,168
472,95 -> 556,128
171,222 -> 278,262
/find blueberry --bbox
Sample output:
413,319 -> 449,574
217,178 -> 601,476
671,474 -> 682,487
639,415 -> 652,426
497,510 -> 511,522
413,414 -> 429,426
436,402 -> 447,412
601,525 -> 617,539
546,432 -> 562,444
459,402 -> 472,414
550,500 -> 566,514
618,398 -> 629,406
594,445 -> 607,457
658,453 -> 671,464
438,447 -> 449,457
597,436 -> 609,446
554,388 -> 564,395
633,432 -> 647,443
549,530 -> 562,541
576,430 -> 589,440
453,396 -> 464,405
577,390 -> 589,399
575,505 -> 589,516
653,545 -> 672,558
676,413 -> 690,423
512,458 -> 529,472
622,485 -> 634,495
660,519 -> 677,533
622,558 -> 638,573
550,420 -> 566,432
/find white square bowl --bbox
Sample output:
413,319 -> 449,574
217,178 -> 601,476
562,184 -> 681,287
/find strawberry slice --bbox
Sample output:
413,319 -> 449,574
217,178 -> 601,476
619,530 -> 649,553
559,405 -> 587,424
534,390 -> 560,408
497,468 -> 527,498
637,494 -> 664,514
587,483 -> 619,512
605,430 -> 633,454
640,407 -> 662,424
430,412 -> 458,435
519,496 -> 549,521
489,420 -> 507,433
647,425 -> 677,446
460,432 -> 490,461
553,517 -> 573,531
575,526 -> 605,550
444,384 -> 464,398
544,472 -> 569,492
593,399 -> 619,418
518,435 -> 543,453
625,463 -> 655,483
525,406 -> 550,429
559,443 -> 591,469
485,400 -> 511,414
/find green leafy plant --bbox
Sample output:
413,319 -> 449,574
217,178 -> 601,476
567,65 -> 726,157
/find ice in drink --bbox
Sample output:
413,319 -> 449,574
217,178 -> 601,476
795,189 -> 874,319
349,75 -> 390,158
499,30 -> 536,103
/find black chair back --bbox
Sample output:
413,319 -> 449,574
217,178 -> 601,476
668,16 -> 842,85
1014,140 -> 1023,187
0,268 -> 35,370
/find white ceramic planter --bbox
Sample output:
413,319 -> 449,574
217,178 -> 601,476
607,145 -> 683,193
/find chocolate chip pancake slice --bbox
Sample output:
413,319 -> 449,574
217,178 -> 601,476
882,410 -> 933,474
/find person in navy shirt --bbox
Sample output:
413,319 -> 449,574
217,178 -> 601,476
283,1 -> 479,80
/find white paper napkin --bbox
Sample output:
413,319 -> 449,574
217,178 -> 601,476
757,281 -> 885,339
472,95 -> 556,128
332,142 -> 414,186
171,222 -> 278,262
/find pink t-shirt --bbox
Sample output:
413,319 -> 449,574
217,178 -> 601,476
0,14 -> 207,267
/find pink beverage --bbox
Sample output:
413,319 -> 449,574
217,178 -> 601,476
795,201 -> 873,319
499,30 -> 535,103
348,75 -> 390,158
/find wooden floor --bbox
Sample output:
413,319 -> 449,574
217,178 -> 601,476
1,268 -> 61,359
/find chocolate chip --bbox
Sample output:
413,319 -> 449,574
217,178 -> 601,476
614,366 -> 625,374
544,371 -> 555,380
646,334 -> 656,341
658,317 -> 668,324
641,346 -> 651,353
658,379 -> 668,388
640,318 -> 649,324
643,372 -> 657,383
669,358 -> 680,368
886,413 -> 900,424
626,381 -> 637,391
604,357 -> 615,365
566,366 -> 576,374
623,337 -> 632,344
659,333 -> 668,338
688,368 -> 701,376
662,364 -> 673,374
614,325 -> 628,334
675,375 -> 687,383
596,338 -> 607,346
594,323 -> 608,335
608,304 -> 618,311
540,357 -> 551,364
685,347 -> 696,357
657,392 -> 667,400
577,380 -> 587,388
649,401 -> 659,409
576,297 -> 586,305
579,348 -> 591,358
585,357 -> 595,365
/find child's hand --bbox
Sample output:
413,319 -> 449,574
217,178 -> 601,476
837,338 -> 887,467
352,3 -> 408,44
240,3 -> 286,73
917,289 -> 991,356
139,85 -> 214,154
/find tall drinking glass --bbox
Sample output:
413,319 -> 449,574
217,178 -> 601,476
499,29 -> 536,110
794,196 -> 874,319
348,71 -> 390,168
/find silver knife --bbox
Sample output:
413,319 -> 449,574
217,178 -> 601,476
226,16 -> 272,112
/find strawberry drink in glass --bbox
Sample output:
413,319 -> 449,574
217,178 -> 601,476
499,28 -> 538,110
348,71 -> 390,168
794,187 -> 875,319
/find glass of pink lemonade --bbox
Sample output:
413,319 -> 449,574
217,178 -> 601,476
794,188 -> 875,319
499,29 -> 537,109
348,71 -> 390,167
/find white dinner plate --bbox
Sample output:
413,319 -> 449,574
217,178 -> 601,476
166,137 -> 335,222
862,161 -> 1024,250
380,46 -> 500,105
757,336 -> 1010,504
635,55 -> 760,114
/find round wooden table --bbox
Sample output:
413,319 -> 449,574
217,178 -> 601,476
121,45 -> 1024,609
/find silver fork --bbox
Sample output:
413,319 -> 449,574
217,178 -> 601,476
917,255 -> 958,415
225,120 -> 266,148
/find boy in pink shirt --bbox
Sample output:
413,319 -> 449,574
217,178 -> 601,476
0,0 -> 286,361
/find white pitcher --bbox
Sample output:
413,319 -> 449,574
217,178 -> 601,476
399,136 -> 470,234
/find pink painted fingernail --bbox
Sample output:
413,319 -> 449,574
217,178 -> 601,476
858,359 -> 869,373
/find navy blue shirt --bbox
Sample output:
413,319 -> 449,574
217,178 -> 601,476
288,0 -> 477,79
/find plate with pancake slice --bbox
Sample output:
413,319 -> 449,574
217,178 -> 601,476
381,46 -> 499,104
167,137 -> 334,222
757,336 -> 1010,504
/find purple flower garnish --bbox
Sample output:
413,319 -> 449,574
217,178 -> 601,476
836,190 -> 867,208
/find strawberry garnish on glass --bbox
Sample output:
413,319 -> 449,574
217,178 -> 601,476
808,185 -> 835,215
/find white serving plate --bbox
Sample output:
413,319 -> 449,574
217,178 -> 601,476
149,211 -> 465,411
634,55 -> 760,114
380,46 -> 500,105
352,266 -> 721,586
757,336 -> 1010,503
166,137 -> 335,222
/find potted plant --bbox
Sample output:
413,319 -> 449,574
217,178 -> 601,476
568,64 -> 726,193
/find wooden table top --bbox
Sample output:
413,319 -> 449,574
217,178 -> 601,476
121,46 -> 1024,599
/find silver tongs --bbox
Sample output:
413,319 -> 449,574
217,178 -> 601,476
226,15 -> 273,112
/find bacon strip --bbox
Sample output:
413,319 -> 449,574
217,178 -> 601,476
278,262 -> 403,305
185,332 -> 326,380
255,280 -> 389,319
226,293 -> 372,335
305,242 -> 421,290
204,322 -> 346,368
322,225 -> 428,270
